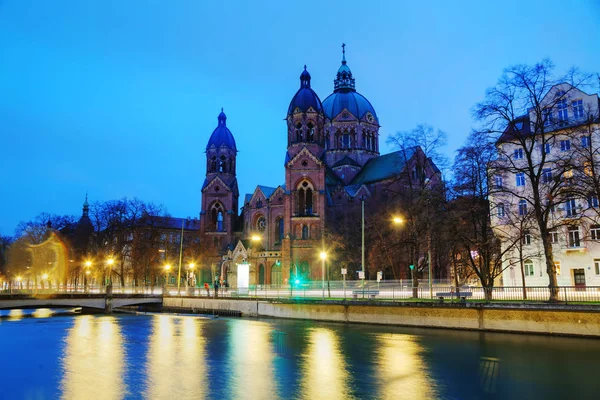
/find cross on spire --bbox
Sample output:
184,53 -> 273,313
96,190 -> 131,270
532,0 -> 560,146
342,43 -> 346,62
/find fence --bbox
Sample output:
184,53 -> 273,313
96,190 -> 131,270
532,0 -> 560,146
3,281 -> 600,303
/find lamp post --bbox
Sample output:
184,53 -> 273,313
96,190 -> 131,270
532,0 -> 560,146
106,258 -> 114,287
320,251 -> 327,300
84,260 -> 92,292
164,264 -> 171,287
188,262 -> 195,289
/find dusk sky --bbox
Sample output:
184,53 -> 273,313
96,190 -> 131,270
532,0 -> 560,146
1,0 -> 599,236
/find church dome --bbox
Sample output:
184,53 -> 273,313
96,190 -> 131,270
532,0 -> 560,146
322,47 -> 378,123
206,109 -> 237,151
287,66 -> 323,115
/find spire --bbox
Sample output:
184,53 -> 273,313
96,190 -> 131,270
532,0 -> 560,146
218,108 -> 227,126
300,65 -> 311,88
82,192 -> 89,217
334,44 -> 355,92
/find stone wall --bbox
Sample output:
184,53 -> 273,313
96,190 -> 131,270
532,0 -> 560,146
162,297 -> 600,337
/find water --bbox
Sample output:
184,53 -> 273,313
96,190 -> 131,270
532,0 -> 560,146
0,310 -> 599,400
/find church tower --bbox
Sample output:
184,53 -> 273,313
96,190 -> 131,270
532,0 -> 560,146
282,66 -> 327,281
200,109 -> 239,251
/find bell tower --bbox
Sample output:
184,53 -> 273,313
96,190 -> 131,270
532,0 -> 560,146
200,109 -> 239,251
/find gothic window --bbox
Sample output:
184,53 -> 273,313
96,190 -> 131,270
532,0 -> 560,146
256,199 -> 263,209
219,155 -> 227,172
324,131 -> 329,149
302,225 -> 309,240
256,216 -> 266,232
277,217 -> 284,243
296,181 -> 314,216
296,123 -> 303,142
362,133 -> 367,149
210,156 -> 217,172
307,122 -> 315,142
211,203 -> 225,231
341,132 -> 350,149
228,158 -> 233,173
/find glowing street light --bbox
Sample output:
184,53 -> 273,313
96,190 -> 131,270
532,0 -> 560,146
251,235 -> 261,242
85,260 -> 92,268
393,216 -> 403,225
164,264 -> 171,287
42,273 -> 48,280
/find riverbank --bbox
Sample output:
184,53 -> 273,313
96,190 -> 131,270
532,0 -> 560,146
161,297 -> 600,338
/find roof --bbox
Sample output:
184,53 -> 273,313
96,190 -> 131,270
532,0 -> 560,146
206,110 -> 237,151
497,115 -> 532,143
352,147 -> 416,185
258,185 -> 277,199
332,155 -> 362,168
244,194 -> 252,204
145,216 -> 201,231
287,66 -> 323,115
322,90 -> 378,122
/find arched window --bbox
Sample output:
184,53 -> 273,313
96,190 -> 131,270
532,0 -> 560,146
302,225 -> 309,240
324,132 -> 329,149
228,158 -> 233,173
277,217 -> 284,243
341,132 -> 350,148
211,203 -> 224,231
210,156 -> 217,172
256,216 -> 266,232
295,123 -> 303,142
219,155 -> 227,172
524,260 -> 534,277
307,122 -> 315,142
296,181 -> 314,216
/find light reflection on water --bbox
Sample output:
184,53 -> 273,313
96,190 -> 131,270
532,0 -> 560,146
0,314 -> 598,399
61,315 -> 126,400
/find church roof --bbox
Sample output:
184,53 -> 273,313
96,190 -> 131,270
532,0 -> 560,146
287,66 -> 323,115
257,185 -> 277,199
352,147 -> 417,185
146,216 -> 201,231
206,109 -> 237,151
332,155 -> 362,168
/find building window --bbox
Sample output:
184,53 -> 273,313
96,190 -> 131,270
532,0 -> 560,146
584,162 -> 593,176
522,231 -> 532,245
341,133 -> 351,148
565,197 -> 577,217
524,260 -> 534,277
256,216 -> 266,232
277,217 -> 284,243
514,148 -> 524,160
573,100 -> 584,119
581,136 -> 591,148
518,199 -> 528,216
296,181 -> 314,216
494,175 -> 503,189
210,156 -> 217,172
560,140 -> 571,151
211,203 -> 224,231
256,199 -> 263,209
557,98 -> 568,122
542,168 -> 553,184
307,122 -> 315,142
516,173 -> 525,187
594,259 -> 600,275
590,225 -> 600,240
568,226 -> 581,248
588,195 -> 599,209
554,260 -> 561,276
301,225 -> 309,240
296,123 -> 303,142
543,108 -> 553,126
497,203 -> 505,218
549,230 -> 559,244
541,143 -> 551,155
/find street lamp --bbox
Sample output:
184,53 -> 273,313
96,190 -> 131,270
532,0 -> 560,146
164,264 -> 171,287
106,258 -> 114,287
84,260 -> 92,291
320,251 -> 327,300
16,276 -> 22,290
188,263 -> 195,288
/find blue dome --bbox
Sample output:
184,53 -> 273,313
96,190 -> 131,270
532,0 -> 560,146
322,91 -> 378,122
287,66 -> 323,115
206,109 -> 237,151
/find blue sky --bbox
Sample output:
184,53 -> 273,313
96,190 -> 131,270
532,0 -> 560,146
1,0 -> 599,235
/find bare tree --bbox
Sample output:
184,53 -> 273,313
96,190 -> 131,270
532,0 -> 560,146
474,59 -> 591,301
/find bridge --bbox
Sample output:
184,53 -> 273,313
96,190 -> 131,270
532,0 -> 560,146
0,289 -> 162,313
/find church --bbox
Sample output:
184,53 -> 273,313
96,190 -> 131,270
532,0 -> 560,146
199,47 -> 441,287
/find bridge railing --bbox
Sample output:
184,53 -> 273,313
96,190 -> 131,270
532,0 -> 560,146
163,282 -> 600,303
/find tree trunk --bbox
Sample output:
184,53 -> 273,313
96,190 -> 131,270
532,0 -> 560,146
541,233 -> 559,302
518,244 -> 527,300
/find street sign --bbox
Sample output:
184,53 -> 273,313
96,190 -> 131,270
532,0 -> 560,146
358,271 -> 365,279
341,268 -> 347,275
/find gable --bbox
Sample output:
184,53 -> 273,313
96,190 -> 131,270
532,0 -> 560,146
286,146 -> 323,168
202,176 -> 232,193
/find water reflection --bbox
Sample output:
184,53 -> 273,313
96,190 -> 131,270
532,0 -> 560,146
375,334 -> 437,399
226,320 -> 276,399
60,315 -> 126,400
299,327 -> 353,400
144,315 -> 207,400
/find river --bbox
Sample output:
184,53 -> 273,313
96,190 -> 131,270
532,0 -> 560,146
0,310 -> 598,399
